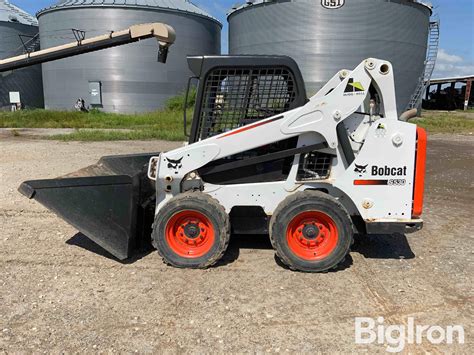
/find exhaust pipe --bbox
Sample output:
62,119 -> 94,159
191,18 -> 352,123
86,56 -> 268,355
399,108 -> 418,122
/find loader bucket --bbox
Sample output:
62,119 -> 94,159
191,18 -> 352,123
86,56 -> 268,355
18,153 -> 159,260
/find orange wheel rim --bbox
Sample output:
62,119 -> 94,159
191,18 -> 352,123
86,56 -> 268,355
286,211 -> 338,261
165,210 -> 215,258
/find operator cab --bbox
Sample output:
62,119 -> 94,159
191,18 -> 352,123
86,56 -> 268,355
185,55 -> 308,143
183,55 -> 318,185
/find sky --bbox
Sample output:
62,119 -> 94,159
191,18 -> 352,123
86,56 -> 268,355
9,0 -> 474,78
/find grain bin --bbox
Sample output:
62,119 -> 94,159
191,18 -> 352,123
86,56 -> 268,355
0,0 -> 43,109
37,0 -> 221,113
228,0 -> 433,114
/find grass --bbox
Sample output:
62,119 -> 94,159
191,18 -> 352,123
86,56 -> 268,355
0,91 -> 195,141
413,110 -> 474,134
0,94 -> 472,141
0,108 -> 192,141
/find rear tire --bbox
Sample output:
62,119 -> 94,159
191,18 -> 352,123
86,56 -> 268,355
152,192 -> 230,269
270,191 -> 353,272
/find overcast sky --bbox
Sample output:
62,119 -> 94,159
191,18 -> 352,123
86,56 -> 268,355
9,0 -> 474,78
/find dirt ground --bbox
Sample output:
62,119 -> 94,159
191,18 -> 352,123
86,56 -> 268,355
0,135 -> 472,353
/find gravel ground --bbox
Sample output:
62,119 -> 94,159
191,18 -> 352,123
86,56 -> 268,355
0,135 -> 472,353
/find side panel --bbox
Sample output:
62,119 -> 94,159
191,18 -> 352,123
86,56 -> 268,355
334,119 -> 418,220
203,118 -> 418,222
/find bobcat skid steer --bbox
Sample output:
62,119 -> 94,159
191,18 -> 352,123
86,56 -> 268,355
20,55 -> 427,272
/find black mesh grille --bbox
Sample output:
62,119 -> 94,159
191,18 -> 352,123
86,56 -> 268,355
197,67 -> 297,140
297,152 -> 333,181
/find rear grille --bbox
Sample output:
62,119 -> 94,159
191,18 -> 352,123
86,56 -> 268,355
197,67 -> 297,140
297,152 -> 333,181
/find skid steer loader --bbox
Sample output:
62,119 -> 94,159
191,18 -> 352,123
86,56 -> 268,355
19,54 -> 427,272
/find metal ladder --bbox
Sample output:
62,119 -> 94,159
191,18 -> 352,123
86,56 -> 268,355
7,33 -> 41,58
21,34 -> 41,54
406,19 -> 440,110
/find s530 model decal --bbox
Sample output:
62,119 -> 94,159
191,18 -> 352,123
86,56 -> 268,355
354,179 -> 406,186
388,179 -> 407,186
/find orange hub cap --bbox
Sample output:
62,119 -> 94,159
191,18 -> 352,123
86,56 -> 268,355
286,211 -> 339,261
165,210 -> 215,258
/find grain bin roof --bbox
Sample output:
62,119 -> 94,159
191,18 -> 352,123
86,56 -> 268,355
227,0 -> 433,17
37,0 -> 222,27
0,0 -> 38,26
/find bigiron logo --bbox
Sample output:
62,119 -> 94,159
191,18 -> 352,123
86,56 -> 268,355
354,164 -> 408,186
344,78 -> 365,96
321,0 -> 345,9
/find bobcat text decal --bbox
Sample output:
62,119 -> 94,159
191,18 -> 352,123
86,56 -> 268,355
354,164 -> 408,186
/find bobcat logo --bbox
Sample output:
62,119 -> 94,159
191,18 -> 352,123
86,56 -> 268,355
354,164 -> 368,174
167,157 -> 183,170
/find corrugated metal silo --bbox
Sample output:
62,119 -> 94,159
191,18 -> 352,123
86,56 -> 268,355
0,0 -> 43,109
37,0 -> 221,113
228,0 -> 433,114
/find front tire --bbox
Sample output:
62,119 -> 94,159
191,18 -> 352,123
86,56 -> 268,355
152,192 -> 230,269
270,191 -> 353,272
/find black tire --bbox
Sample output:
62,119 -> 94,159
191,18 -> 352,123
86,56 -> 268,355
269,191 -> 353,272
152,192 -> 230,269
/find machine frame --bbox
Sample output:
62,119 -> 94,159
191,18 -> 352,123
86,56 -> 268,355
149,58 -> 425,235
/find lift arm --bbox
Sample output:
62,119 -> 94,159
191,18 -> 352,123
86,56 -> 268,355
0,23 -> 176,73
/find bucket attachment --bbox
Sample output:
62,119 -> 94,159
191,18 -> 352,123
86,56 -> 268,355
19,153 -> 159,260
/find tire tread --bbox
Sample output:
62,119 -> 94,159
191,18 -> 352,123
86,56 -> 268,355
269,191 -> 353,272
153,192 -> 230,269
